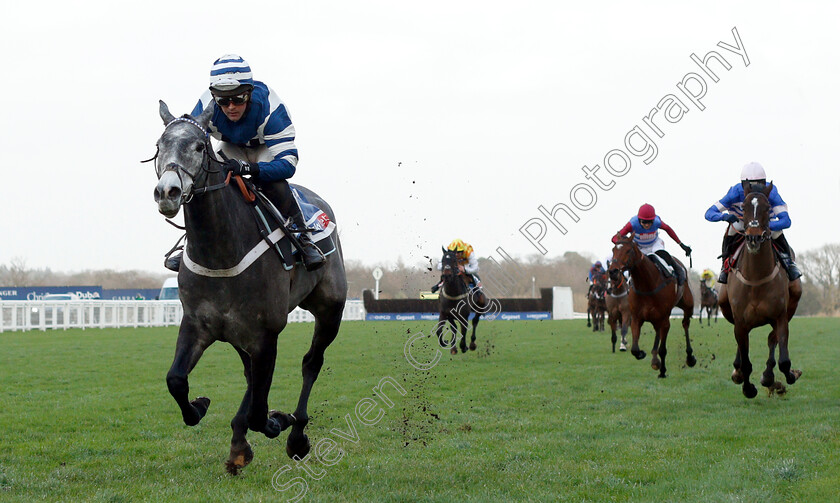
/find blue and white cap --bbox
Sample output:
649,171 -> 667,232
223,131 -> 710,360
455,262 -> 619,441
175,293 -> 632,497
209,54 -> 255,96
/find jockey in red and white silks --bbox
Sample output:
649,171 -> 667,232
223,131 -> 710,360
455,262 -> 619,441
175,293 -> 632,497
612,204 -> 692,285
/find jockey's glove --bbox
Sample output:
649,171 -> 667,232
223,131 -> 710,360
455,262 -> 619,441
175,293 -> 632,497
224,159 -> 260,178
680,243 -> 692,256
723,213 -> 739,224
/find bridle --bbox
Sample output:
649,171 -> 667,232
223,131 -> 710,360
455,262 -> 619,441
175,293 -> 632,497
143,116 -> 230,203
743,195 -> 772,250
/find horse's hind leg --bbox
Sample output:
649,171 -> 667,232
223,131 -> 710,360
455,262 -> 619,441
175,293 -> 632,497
286,305 -> 343,459
760,328 -> 782,393
682,311 -> 696,368
166,326 -> 212,426
776,318 -> 801,385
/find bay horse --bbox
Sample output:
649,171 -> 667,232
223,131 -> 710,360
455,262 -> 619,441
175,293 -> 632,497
151,101 -> 347,473
436,248 -> 487,355
586,276 -> 607,332
699,280 -> 719,326
718,183 -> 802,398
609,236 -> 696,377
605,271 -> 631,352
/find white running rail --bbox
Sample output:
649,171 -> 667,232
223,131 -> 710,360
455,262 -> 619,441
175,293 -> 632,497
0,300 -> 366,332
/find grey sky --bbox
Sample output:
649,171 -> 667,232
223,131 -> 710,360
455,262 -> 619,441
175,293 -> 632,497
2,1 -> 838,277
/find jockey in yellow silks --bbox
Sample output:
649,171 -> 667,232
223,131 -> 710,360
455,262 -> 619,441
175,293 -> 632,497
431,239 -> 482,293
701,269 -> 716,288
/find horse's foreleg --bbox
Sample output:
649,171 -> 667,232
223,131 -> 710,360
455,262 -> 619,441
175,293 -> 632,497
630,320 -> 646,360
732,324 -> 757,398
459,318 -> 468,353
286,309 -> 342,459
609,316 -> 617,353
469,314 -> 479,351
166,327 -> 211,426
247,335 -> 282,439
719,286 -> 733,324
226,347 -> 255,475
587,307 -> 591,328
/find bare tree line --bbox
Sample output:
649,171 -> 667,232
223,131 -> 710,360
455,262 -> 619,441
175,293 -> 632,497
2,243 -> 839,314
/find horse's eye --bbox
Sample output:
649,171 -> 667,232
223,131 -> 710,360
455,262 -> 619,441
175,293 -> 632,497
195,143 -> 205,152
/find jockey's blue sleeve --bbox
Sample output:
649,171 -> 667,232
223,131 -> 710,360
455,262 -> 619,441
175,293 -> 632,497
770,211 -> 791,232
704,204 -> 726,222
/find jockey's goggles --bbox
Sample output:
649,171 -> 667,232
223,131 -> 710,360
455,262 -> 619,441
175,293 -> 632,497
214,93 -> 250,107
639,219 -> 653,225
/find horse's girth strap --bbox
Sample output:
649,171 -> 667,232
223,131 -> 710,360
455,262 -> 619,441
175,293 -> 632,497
734,263 -> 781,286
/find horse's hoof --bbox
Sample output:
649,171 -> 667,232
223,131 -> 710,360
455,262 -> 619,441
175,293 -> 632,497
184,397 -> 211,425
786,369 -> 802,385
587,322 -> 591,327
469,343 -> 476,351
633,350 -> 646,360
771,382 -> 787,395
760,374 -> 774,388
286,433 -> 311,460
686,355 -> 697,368
651,361 -> 660,371
657,373 -> 667,379
450,347 -> 458,355
743,383 -> 758,399
619,343 -> 627,352
460,346 -> 467,353
731,370 -> 744,384
225,442 -> 254,475
269,410 -> 294,432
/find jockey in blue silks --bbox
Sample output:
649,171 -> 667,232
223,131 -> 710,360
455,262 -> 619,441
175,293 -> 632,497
704,162 -> 801,284
165,54 -> 324,272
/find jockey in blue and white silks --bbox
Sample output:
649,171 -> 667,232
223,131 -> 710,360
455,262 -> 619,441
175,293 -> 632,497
162,54 -> 324,273
613,203 -> 692,285
704,162 -> 800,283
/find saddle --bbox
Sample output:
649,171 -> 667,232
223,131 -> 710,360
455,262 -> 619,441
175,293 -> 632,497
647,254 -> 677,281
245,181 -> 337,270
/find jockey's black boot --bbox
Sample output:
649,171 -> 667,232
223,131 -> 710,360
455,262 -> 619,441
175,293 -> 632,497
164,253 -> 182,272
262,179 -> 326,272
290,213 -> 326,272
773,235 -> 802,281
718,234 -> 740,284
431,282 -> 441,293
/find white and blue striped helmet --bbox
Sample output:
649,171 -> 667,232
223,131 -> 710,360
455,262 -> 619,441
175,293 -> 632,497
209,54 -> 255,96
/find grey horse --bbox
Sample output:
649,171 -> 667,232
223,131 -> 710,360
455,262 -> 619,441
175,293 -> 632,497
152,101 -> 347,474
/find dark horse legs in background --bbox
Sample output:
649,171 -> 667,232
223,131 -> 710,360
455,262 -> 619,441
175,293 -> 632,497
155,101 -> 346,473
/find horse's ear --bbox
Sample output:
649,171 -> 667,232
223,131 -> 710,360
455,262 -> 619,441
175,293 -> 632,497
442,246 -> 447,254
765,180 -> 774,196
159,100 -> 175,125
196,101 -> 215,128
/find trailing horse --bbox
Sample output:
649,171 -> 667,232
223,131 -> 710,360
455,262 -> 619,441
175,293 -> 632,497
151,101 -> 347,474
609,236 -> 696,378
586,277 -> 607,333
699,280 -> 719,326
435,248 -> 488,355
605,271 -> 631,352
718,183 -> 802,398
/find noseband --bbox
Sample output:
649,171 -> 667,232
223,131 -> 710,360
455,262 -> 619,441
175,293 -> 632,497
143,116 -> 229,203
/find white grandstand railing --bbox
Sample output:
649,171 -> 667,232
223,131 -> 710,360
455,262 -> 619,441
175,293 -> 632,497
0,300 -> 366,332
